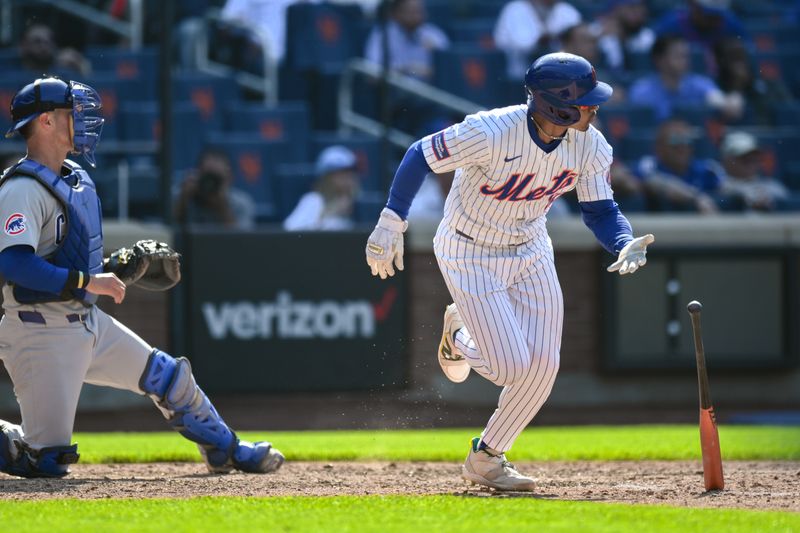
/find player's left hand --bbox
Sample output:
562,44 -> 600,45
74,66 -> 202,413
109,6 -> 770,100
365,208 -> 408,279
607,234 -> 655,275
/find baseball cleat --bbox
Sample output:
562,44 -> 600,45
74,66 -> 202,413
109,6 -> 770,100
199,439 -> 285,474
461,437 -> 536,491
438,303 -> 470,383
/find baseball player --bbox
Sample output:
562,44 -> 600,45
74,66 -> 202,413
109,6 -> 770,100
366,53 -> 654,491
0,76 -> 284,478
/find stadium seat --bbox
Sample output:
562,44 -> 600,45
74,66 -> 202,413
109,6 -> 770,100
450,18 -> 496,50
273,163 -> 317,221
284,3 -> 364,73
83,75 -> 136,142
225,101 -> 310,163
310,133 -> 385,192
205,134 -> 288,221
172,73 -> 240,131
433,47 -> 507,108
120,102 -> 205,173
84,46 -> 158,100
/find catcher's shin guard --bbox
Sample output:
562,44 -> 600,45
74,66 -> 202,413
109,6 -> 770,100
0,420 -> 79,478
139,350 -> 284,474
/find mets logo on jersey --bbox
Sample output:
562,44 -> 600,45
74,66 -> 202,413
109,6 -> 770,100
480,169 -> 577,204
4,213 -> 27,235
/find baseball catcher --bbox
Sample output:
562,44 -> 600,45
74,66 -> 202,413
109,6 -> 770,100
0,76 -> 284,478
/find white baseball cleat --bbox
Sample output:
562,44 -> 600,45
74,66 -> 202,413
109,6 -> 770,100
437,303 -> 470,383
461,437 -> 536,491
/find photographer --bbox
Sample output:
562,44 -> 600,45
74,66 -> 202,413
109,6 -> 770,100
174,147 -> 256,229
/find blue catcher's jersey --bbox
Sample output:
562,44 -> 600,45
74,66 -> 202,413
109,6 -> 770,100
1,159 -> 104,304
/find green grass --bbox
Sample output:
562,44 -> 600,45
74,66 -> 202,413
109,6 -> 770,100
0,496 -> 797,533
74,426 -> 800,464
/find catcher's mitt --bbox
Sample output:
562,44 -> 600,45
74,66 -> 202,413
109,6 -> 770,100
104,239 -> 181,291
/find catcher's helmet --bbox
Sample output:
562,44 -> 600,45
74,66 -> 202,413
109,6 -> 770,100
6,76 -> 104,167
525,52 -> 612,126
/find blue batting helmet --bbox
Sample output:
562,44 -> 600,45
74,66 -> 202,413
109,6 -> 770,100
6,76 -> 104,167
524,53 -> 613,126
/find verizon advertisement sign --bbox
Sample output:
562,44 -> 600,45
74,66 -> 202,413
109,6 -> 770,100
202,289 -> 401,340
185,230 -> 407,393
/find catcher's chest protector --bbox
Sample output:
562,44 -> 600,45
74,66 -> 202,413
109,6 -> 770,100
2,158 -> 104,304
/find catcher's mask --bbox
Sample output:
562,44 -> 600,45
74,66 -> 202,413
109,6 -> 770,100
6,76 -> 105,167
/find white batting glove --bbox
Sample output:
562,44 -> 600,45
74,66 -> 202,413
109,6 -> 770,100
365,208 -> 408,279
607,234 -> 655,276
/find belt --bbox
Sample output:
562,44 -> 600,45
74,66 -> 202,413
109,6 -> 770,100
18,311 -> 88,325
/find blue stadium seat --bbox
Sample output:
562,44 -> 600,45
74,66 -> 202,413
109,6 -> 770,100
120,102 -> 205,173
273,163 -> 317,220
450,18 -> 496,50
284,3 -> 364,73
205,134 -> 287,221
225,102 -> 310,163
172,73 -> 240,131
83,75 -> 137,142
84,46 -> 158,100
433,47 -> 507,108
310,133 -> 384,192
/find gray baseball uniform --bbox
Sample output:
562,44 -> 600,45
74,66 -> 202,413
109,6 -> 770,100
0,174 -> 152,449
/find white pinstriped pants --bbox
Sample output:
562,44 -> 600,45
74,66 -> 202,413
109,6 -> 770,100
434,226 -> 563,452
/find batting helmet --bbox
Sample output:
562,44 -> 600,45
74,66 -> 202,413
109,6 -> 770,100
6,76 -> 104,167
524,53 -> 612,127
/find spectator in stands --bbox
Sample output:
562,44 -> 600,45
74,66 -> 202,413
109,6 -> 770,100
559,23 -> 625,102
494,0 -> 582,78
717,131 -> 790,212
712,38 -> 794,126
628,34 -> 743,122
284,146 -> 361,231
220,0 -> 296,64
364,0 -> 449,82
16,24 -> 90,78
653,0 -> 748,52
175,147 -> 256,229
595,0 -> 655,74
636,119 -> 724,213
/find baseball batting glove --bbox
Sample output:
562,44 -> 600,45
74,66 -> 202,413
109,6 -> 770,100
607,234 -> 655,275
104,240 -> 182,291
365,208 -> 408,279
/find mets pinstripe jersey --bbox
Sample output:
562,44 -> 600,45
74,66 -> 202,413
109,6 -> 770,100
421,104 -> 614,247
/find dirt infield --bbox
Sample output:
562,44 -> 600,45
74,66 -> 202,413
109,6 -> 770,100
0,461 -> 797,510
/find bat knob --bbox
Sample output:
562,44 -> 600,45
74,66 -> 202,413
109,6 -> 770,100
687,300 -> 703,314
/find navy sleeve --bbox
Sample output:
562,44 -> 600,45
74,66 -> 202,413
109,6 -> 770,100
386,139 -> 433,220
579,200 -> 634,255
0,245 -> 69,294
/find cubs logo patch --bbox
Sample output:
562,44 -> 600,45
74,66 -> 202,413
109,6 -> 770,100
431,132 -> 450,161
4,213 -> 26,236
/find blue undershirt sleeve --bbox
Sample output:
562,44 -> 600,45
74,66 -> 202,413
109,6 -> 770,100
579,200 -> 634,255
386,139 -> 433,220
0,245 -> 69,295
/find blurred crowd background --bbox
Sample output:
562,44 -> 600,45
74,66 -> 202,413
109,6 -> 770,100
1,0 -> 799,229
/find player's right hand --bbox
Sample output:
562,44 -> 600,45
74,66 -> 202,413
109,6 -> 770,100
86,272 -> 127,304
365,208 -> 408,279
